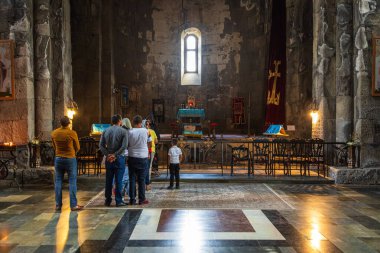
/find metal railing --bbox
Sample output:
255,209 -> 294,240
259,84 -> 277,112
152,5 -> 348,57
27,138 -> 356,178
155,138 -> 355,177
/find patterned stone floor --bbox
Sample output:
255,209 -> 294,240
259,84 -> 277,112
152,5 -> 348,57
0,180 -> 379,253
85,183 -> 292,210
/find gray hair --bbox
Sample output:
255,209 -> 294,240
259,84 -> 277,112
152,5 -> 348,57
122,118 -> 132,129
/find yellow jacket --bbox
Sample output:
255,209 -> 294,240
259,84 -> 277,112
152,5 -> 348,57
51,127 -> 80,158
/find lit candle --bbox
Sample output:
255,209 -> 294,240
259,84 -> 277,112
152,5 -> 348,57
67,109 -> 76,120
310,111 -> 319,125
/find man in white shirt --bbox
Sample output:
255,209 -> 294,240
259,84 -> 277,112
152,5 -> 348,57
127,115 -> 151,205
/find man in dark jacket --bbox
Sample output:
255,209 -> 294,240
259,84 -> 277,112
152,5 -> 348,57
99,114 -> 128,207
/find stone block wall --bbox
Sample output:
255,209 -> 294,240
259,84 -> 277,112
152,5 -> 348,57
311,0 -> 380,168
0,0 -> 73,144
1,0 -> 378,169
72,0 -> 274,136
285,0 -> 313,138
353,0 -> 380,167
0,0 -> 35,144
71,0 -> 104,136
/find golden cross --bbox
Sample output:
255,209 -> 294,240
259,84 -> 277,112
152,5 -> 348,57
267,60 -> 281,106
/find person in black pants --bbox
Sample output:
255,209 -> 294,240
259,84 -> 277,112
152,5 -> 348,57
167,139 -> 182,189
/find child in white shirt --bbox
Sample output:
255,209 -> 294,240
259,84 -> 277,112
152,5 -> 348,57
167,139 -> 182,189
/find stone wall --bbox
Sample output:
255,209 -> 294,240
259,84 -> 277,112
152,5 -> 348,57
312,0 -> 380,168
353,0 -> 380,167
52,0 -> 74,131
0,0 -> 73,143
336,0 -> 353,143
1,0 -> 378,169
313,0 -> 337,142
0,0 -> 35,144
72,0 -> 274,136
34,0 -> 52,141
286,0 -> 313,138
329,166 -> 380,184
71,0 -> 103,136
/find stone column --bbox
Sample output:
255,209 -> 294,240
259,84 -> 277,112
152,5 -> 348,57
335,0 -> 353,142
9,0 -> 35,143
286,0 -> 313,138
51,0 -> 73,129
353,0 -> 379,167
312,0 -> 336,141
34,0 -> 52,141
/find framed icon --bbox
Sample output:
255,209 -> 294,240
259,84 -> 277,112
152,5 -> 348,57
0,40 -> 15,100
153,99 -> 165,123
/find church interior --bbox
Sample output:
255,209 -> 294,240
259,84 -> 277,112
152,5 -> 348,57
0,0 -> 380,252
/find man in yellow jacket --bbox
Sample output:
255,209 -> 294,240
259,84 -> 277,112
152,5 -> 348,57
51,116 -> 83,211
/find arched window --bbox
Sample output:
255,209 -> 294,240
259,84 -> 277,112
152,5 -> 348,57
184,35 -> 198,73
181,28 -> 201,85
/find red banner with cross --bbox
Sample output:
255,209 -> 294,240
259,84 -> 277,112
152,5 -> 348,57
265,0 -> 287,126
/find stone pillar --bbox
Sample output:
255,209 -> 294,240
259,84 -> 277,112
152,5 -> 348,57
312,0 -> 336,141
9,0 -> 35,143
62,0 -> 73,121
51,0 -> 73,129
353,0 -> 379,167
109,0 -> 116,116
286,0 -> 313,138
34,0 -> 52,140
100,0 -> 113,122
335,0 -> 353,142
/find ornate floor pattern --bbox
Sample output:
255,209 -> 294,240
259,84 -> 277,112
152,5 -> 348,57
85,183 -> 293,210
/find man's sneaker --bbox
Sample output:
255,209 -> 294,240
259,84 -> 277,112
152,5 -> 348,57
55,206 -> 62,212
71,205 -> 84,211
104,201 -> 111,207
176,185 -> 180,189
139,199 -> 149,205
167,186 -> 173,190
116,202 -> 127,207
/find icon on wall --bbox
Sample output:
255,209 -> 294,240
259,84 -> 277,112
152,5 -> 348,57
153,99 -> 165,123
232,97 -> 245,125
0,40 -> 15,100
121,86 -> 128,107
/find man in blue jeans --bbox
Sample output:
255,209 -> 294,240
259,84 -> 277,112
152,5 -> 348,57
100,114 -> 128,207
51,116 -> 82,211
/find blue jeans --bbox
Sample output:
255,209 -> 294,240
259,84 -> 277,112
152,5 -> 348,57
112,164 -> 129,197
128,157 -> 148,204
105,156 -> 126,205
122,165 -> 129,197
54,157 -> 78,208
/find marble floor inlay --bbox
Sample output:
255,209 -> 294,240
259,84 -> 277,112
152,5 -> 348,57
130,209 -> 284,241
157,209 -> 255,232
